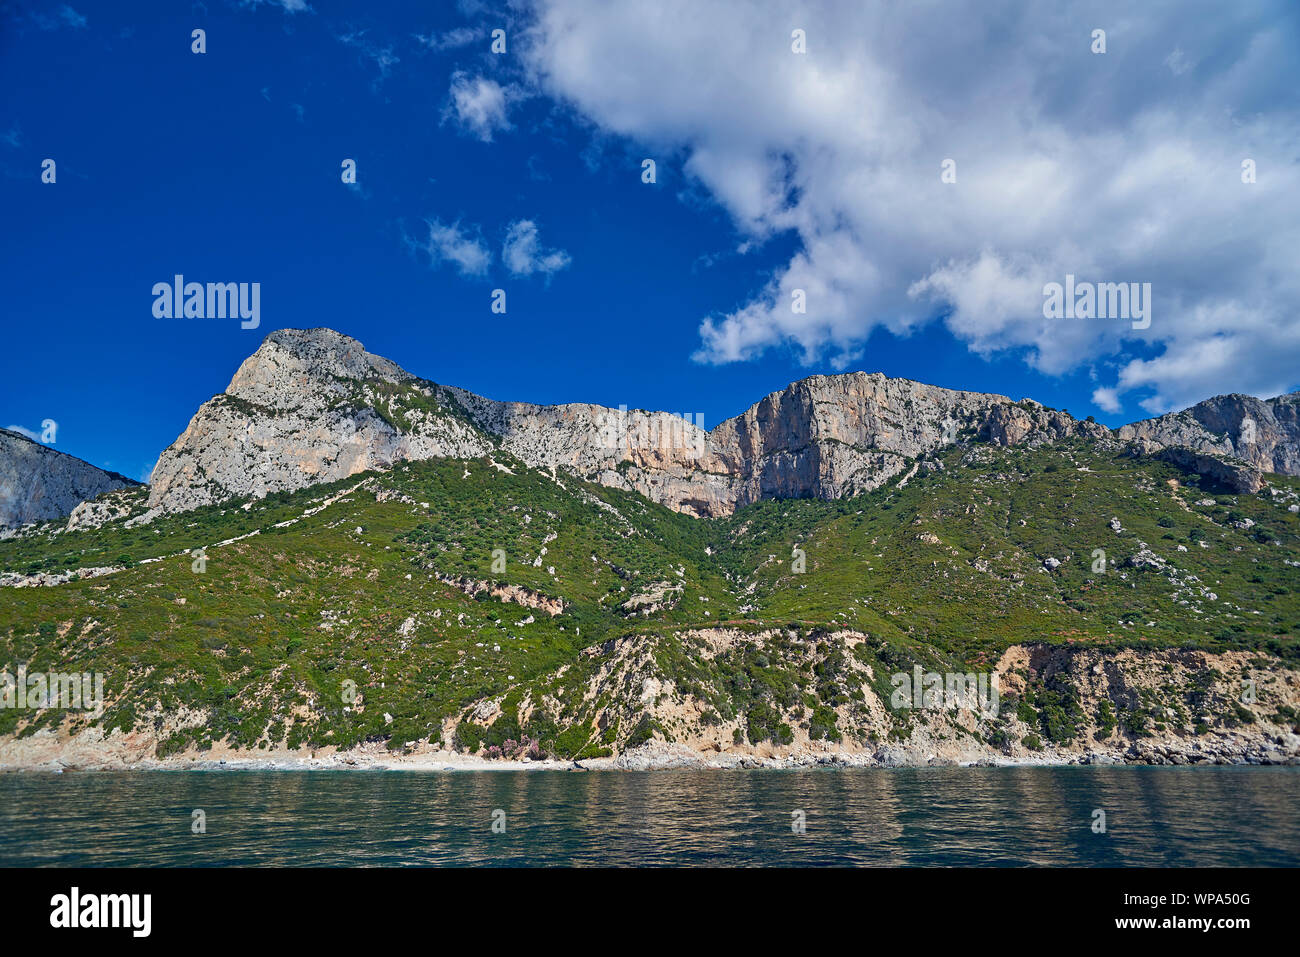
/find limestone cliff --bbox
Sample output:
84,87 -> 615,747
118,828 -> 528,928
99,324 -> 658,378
146,329 -> 495,514
1118,392 -> 1300,476
143,327 -> 1298,519
0,429 -> 139,530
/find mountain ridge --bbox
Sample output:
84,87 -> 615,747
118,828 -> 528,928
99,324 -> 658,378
141,327 -> 1297,520
7,326 -> 1295,531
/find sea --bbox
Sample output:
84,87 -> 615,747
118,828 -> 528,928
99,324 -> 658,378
1,766 -> 1295,867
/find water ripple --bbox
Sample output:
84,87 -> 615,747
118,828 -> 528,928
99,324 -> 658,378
1,767 -> 1295,867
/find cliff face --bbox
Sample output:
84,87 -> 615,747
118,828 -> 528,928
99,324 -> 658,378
143,327 -> 1298,519
0,429 -> 138,529
1118,392 -> 1300,476
455,631 -> 1300,770
701,374 -> 1109,512
146,329 -> 496,514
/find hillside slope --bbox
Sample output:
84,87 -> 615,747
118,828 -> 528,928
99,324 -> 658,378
2,439 -> 1297,768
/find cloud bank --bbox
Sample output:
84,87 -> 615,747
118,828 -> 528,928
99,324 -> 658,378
520,0 -> 1300,413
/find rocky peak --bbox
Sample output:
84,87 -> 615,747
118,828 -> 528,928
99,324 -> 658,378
226,328 -> 410,411
694,372 -> 1109,512
145,330 -> 493,514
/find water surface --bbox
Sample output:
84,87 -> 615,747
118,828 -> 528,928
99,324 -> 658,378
1,767 -> 1295,866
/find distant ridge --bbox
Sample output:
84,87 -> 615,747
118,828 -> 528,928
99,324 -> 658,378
0,428 -> 139,529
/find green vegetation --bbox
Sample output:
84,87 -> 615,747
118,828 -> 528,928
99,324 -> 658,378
1,438 -> 1296,758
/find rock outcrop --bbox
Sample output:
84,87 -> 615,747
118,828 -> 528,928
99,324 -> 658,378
141,328 -> 1299,520
146,329 -> 496,514
450,373 -> 1113,516
147,329 -> 1117,518
1118,392 -> 1300,476
1150,446 -> 1265,495
0,429 -> 139,530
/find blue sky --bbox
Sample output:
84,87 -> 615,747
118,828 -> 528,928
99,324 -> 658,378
3,0 -> 1297,481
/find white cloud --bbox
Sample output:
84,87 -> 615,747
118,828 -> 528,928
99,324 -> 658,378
1091,387 -> 1122,414
521,0 -> 1300,413
422,220 -> 492,277
5,425 -> 41,442
18,4 -> 87,29
337,30 -> 399,88
445,73 -> 511,141
415,27 -> 482,51
57,5 -> 86,28
1164,48 -> 1193,76
502,220 -> 570,277
241,0 -> 312,13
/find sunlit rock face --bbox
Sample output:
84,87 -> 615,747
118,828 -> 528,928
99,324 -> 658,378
1117,392 -> 1300,478
143,327 -> 1300,519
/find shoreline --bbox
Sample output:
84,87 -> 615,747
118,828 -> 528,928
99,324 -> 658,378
3,730 -> 1296,773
